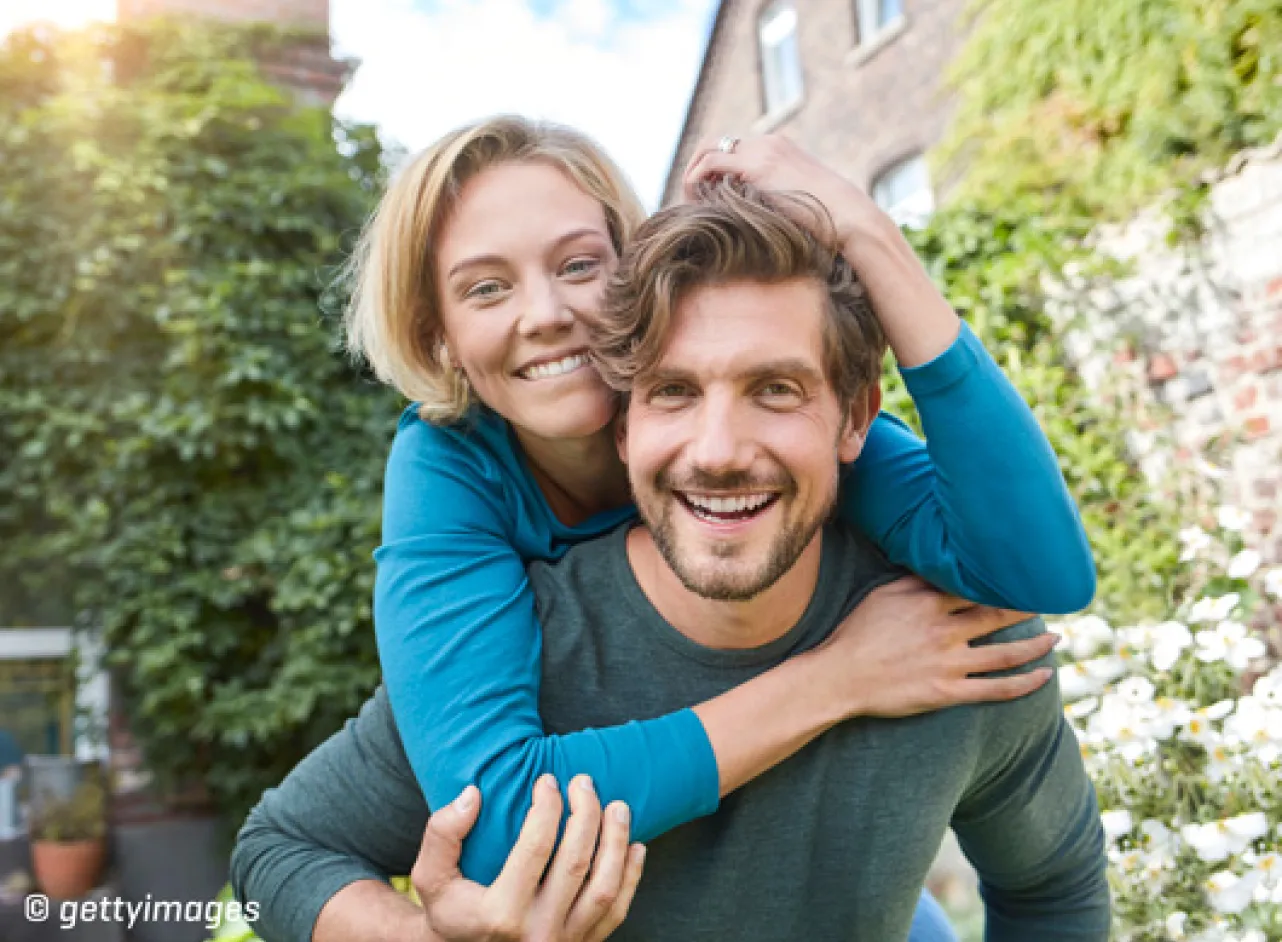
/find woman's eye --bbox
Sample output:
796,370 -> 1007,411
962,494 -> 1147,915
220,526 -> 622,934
464,280 -> 504,301
562,257 -> 600,278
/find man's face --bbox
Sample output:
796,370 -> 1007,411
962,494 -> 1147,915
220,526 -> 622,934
619,278 -> 877,601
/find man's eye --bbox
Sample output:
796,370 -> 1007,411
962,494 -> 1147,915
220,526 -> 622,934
650,383 -> 692,400
759,382 -> 802,401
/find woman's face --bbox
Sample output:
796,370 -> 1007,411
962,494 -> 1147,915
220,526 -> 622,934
434,160 -> 620,442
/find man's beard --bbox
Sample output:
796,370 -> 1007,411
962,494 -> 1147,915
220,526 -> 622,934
639,466 -> 836,602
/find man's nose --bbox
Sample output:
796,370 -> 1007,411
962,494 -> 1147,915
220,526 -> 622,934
518,278 -> 575,337
686,394 -> 752,474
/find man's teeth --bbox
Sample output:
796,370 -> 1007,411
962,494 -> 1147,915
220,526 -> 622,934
521,353 -> 589,380
684,493 -> 773,514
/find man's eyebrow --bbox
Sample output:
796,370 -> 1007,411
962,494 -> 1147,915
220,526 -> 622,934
641,359 -> 825,387
446,227 -> 608,280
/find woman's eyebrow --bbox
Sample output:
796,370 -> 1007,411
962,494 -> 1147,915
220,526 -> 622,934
447,227 -> 608,280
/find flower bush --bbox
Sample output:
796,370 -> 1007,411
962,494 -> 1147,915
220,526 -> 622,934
1054,507 -> 1282,941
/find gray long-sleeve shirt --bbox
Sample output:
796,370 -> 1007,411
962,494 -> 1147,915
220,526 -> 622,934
232,522 -> 1109,941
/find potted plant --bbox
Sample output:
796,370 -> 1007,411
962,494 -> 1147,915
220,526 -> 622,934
28,767 -> 107,898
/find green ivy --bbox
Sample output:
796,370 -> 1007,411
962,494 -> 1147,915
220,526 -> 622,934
940,0 -> 1282,221
0,19 -> 396,818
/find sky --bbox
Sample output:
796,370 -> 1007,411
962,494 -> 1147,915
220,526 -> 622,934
0,0 -> 719,207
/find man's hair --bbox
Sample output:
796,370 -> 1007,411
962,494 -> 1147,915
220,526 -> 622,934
341,115 -> 646,424
591,181 -> 887,412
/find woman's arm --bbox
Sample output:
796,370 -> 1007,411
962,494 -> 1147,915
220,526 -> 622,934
681,136 -> 1096,613
377,420 -> 1055,887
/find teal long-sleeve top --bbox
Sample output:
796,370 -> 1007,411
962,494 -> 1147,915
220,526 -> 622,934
373,321 -> 1096,885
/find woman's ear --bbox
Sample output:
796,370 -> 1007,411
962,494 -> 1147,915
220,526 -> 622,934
838,384 -> 882,464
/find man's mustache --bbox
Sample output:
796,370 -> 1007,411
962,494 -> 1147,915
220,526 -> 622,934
656,466 -> 794,494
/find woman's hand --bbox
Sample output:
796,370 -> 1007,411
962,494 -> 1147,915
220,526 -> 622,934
412,776 -> 645,942
810,577 -> 1057,719
681,133 -> 890,249
681,133 -> 959,366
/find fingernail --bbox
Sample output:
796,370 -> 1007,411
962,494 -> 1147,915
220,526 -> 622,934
573,775 -> 595,795
633,844 -> 646,863
456,785 -> 478,812
537,774 -> 557,794
611,803 -> 631,824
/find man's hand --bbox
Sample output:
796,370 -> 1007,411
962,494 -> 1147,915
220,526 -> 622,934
812,577 -> 1056,719
412,776 -> 646,942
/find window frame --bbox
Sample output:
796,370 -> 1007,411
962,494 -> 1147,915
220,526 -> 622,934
757,1 -> 805,119
853,0 -> 906,47
870,152 -> 935,228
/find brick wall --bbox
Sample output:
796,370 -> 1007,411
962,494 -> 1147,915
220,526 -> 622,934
117,0 -> 329,31
663,0 -> 967,205
1058,137 -> 1282,563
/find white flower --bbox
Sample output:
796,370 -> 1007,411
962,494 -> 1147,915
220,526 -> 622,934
1117,675 -> 1156,704
1180,526 -> 1213,561
1052,614 -> 1114,659
1205,869 -> 1263,913
1101,809 -> 1134,843
1253,669 -> 1282,707
1196,621 -> 1266,670
1150,621 -> 1194,671
1058,663 -> 1103,701
1140,818 -> 1178,854
1165,911 -> 1188,939
1265,568 -> 1282,600
1227,548 -> 1262,580
1188,593 -> 1241,623
1064,696 -> 1098,720
1218,505 -> 1252,531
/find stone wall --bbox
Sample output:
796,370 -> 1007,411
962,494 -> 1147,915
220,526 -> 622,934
1060,136 -> 1282,563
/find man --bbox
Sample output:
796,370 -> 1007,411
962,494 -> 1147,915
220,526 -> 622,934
232,183 -> 1108,941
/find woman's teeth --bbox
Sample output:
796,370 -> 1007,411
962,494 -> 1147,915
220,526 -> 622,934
520,353 -> 589,380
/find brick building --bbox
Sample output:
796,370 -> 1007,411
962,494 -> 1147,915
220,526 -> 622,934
668,0 -> 1282,564
664,0 -> 966,220
116,0 -> 349,106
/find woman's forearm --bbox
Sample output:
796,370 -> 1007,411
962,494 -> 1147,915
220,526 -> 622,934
693,650 -> 847,797
841,209 -> 961,368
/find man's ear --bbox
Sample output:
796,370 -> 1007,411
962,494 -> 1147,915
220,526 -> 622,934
837,384 -> 882,464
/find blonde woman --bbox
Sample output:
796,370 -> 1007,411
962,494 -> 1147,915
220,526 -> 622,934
348,118 -> 1092,935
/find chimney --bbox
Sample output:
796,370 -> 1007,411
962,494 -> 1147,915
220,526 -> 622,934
116,0 -> 351,107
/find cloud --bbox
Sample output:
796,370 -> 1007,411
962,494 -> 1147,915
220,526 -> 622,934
331,0 -> 716,208
0,0 -> 115,37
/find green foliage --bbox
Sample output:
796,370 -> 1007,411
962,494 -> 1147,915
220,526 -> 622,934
941,0 -> 1282,220
877,203 -> 1187,623
0,20 -> 397,818
30,774 -> 107,843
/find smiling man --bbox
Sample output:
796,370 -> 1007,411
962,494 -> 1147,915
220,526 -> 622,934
232,183 -> 1108,941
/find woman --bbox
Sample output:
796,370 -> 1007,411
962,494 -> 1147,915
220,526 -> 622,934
346,117 -> 1093,935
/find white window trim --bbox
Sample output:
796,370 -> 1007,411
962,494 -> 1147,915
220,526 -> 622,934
0,626 -> 109,760
0,627 -> 73,659
758,3 -> 805,122
845,12 -> 908,68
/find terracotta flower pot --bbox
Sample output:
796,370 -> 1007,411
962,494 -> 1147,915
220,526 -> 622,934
31,839 -> 106,899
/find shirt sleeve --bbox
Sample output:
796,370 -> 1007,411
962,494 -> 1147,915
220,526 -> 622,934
949,618 -> 1111,941
375,419 -> 720,886
839,322 -> 1096,614
229,687 -> 427,942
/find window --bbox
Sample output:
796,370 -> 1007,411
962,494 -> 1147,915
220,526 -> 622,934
855,0 -> 904,44
759,3 -> 803,116
872,154 -> 934,227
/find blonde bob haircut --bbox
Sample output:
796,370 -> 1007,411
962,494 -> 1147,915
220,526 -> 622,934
342,115 -> 647,424
593,180 -> 887,414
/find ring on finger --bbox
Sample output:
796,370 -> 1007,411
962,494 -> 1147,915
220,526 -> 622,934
716,135 -> 740,154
